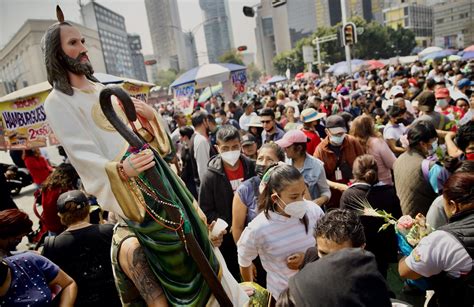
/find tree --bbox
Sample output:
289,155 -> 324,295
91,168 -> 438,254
387,26 -> 417,57
157,69 -> 178,88
247,63 -> 262,83
218,49 -> 244,65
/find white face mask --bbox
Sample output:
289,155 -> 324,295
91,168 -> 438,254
275,195 -> 308,219
221,150 -> 240,166
428,140 -> 438,156
437,99 -> 448,108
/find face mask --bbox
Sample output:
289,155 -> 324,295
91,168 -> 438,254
255,164 -> 267,178
221,150 -> 240,166
329,134 -> 345,146
428,140 -> 438,156
215,117 -> 223,125
275,195 -> 308,219
437,99 -> 448,108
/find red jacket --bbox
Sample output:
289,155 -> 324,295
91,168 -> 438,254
301,128 -> 321,155
23,156 -> 52,185
41,187 -> 67,234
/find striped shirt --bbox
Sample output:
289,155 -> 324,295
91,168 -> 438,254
237,202 -> 324,298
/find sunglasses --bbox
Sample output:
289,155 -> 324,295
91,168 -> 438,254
261,120 -> 272,124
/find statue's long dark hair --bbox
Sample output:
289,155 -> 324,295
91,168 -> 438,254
41,22 -> 99,96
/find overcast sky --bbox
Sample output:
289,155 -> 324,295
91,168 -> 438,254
0,0 -> 257,64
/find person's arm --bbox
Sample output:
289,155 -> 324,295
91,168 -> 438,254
398,257 -> 423,280
314,167 -> 331,206
327,180 -> 348,192
240,265 -> 254,282
445,131 -> 463,158
194,138 -> 210,184
48,269 -> 77,307
119,237 -> 168,307
198,173 -> 218,223
232,193 -> 248,243
386,138 -> 406,155
378,139 -> 397,169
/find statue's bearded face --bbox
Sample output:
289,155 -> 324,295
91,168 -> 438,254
59,25 -> 94,75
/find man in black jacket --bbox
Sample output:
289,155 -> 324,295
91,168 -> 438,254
199,125 -> 256,280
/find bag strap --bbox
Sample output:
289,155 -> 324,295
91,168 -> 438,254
421,159 -> 431,182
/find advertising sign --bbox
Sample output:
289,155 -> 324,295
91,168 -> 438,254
0,91 -> 52,149
173,82 -> 195,115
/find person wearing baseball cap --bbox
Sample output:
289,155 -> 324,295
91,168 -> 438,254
276,130 -> 331,206
313,115 -> 365,209
241,134 -> 258,160
42,189 -> 122,306
434,87 -> 456,120
414,91 -> 451,132
300,108 -> 325,155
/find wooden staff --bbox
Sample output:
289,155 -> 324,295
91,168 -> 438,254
99,86 -> 232,306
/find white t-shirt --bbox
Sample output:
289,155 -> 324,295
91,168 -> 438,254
193,132 -> 210,184
405,230 -> 472,278
383,123 -> 406,141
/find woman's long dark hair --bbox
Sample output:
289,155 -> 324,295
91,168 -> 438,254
258,164 -> 309,233
42,163 -> 79,191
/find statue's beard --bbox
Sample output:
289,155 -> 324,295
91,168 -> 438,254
61,51 -> 94,76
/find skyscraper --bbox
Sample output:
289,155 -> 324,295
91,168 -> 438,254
128,34 -> 148,82
144,0 -> 188,71
82,2 -> 135,78
199,0 -> 234,63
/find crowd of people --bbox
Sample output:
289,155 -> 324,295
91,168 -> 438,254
1,18 -> 474,306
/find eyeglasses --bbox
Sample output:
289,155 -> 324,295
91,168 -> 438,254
261,120 -> 272,124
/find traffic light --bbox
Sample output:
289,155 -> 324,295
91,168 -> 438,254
343,22 -> 357,46
243,6 -> 255,17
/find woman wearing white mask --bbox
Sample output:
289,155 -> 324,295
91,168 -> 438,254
394,120 -> 440,217
237,164 -> 324,299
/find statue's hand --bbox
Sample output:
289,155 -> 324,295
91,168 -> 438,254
133,98 -> 155,121
123,149 -> 155,177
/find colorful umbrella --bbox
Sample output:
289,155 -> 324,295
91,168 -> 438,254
170,63 -> 246,89
421,49 -> 457,61
447,55 -> 461,62
266,75 -> 287,84
198,84 -> 223,103
365,60 -> 386,70
462,51 -> 474,61
464,45 -> 474,52
418,46 -> 442,57
295,72 -> 317,80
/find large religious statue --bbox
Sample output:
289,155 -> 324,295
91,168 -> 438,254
42,6 -> 248,306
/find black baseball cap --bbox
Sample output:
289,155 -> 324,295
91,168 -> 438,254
241,134 -> 257,146
57,190 -> 89,213
326,115 -> 347,134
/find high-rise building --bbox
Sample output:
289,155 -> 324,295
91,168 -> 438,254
128,34 -> 148,82
145,0 -> 188,71
82,2 -> 135,78
383,2 -> 433,47
315,0 -> 383,28
0,19 -> 105,95
199,0 -> 234,63
254,0 -> 317,74
433,0 -> 473,49
183,32 -> 198,69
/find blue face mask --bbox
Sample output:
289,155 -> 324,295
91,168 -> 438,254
330,134 -> 345,146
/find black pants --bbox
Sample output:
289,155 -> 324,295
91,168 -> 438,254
219,232 -> 240,281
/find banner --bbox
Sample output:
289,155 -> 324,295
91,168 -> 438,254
230,70 -> 247,98
0,91 -> 52,149
173,82 -> 195,115
121,82 -> 151,101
